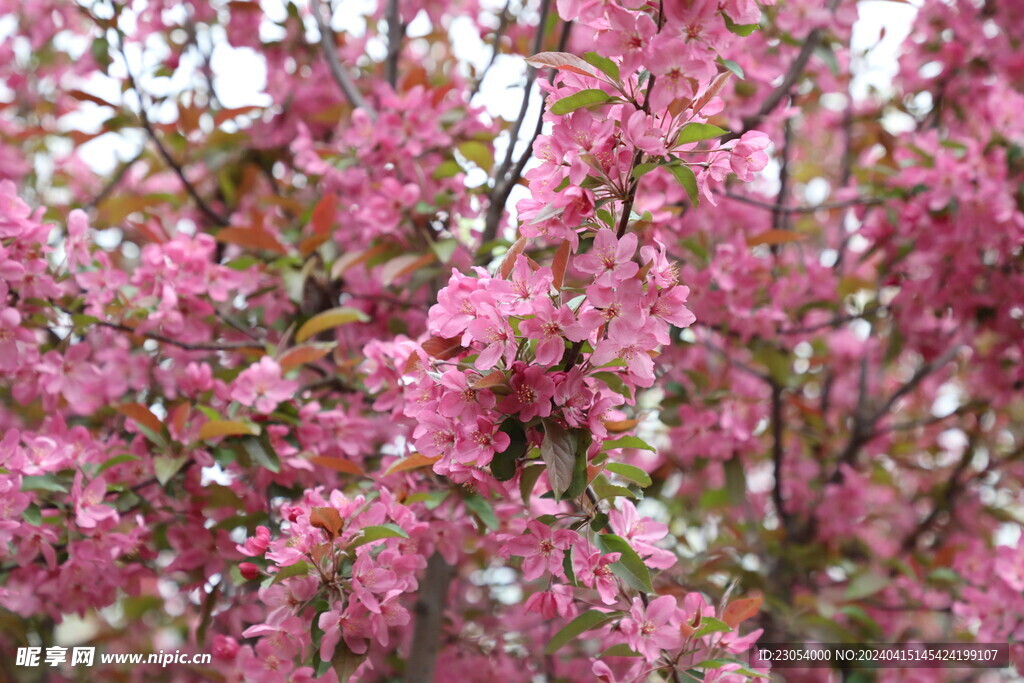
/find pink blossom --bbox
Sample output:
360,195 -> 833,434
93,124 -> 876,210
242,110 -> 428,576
619,595 -> 683,661
576,229 -> 639,288
501,520 -> 579,581
231,357 -> 298,414
501,361 -> 556,421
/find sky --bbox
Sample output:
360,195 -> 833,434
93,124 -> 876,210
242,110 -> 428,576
66,0 -> 921,178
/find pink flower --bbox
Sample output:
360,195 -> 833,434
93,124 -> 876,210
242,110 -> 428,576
500,520 -> 578,581
619,595 -> 683,662
465,303 -> 516,370
231,357 -> 298,414
520,299 -> 576,366
367,589 -> 411,647
72,473 -> 117,529
524,585 -> 574,619
0,307 -> 34,371
572,542 -> 621,604
438,369 -> 496,420
576,229 -> 639,288
238,525 -> 272,556
591,316 -> 659,387
729,131 -> 771,181
501,362 -> 556,421
507,255 -> 554,314
452,416 -> 510,465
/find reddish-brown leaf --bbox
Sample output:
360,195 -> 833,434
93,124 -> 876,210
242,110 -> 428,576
746,229 -> 806,247
311,193 -> 339,236
721,595 -> 763,628
278,343 -> 336,372
115,403 -> 164,436
421,335 -> 465,360
552,239 -> 571,290
309,506 -> 343,538
383,453 -> 442,475
308,456 -> 368,477
500,236 -> 528,279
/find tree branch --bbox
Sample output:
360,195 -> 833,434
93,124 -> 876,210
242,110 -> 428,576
384,0 -> 405,88
480,0 -> 559,247
313,0 -> 377,119
403,553 -> 455,683
721,190 -> 884,214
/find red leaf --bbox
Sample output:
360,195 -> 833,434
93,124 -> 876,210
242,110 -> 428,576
311,194 -> 339,236
421,335 -> 465,360
309,506 -> 343,538
500,236 -> 528,279
552,239 -> 571,290
721,595 -> 763,628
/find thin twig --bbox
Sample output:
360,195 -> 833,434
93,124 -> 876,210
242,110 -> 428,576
723,0 -> 841,141
114,31 -> 230,227
313,0 -> 377,119
470,1 -> 512,100
722,191 -> 884,214
481,0 -> 557,246
86,148 -> 145,209
93,318 -> 265,351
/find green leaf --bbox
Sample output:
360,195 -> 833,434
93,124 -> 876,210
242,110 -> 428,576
242,435 -> 280,473
519,464 -> 545,505
724,16 -> 759,36
432,159 -> 463,179
154,455 -> 189,486
668,164 -> 700,206
550,89 -> 613,115
21,475 -> 68,493
23,503 -> 42,526
676,122 -> 728,146
693,616 -> 733,638
564,429 -> 592,500
457,140 -> 494,171
844,572 -> 891,601
717,58 -> 745,79
545,609 -> 619,654
96,453 -> 142,475
696,659 -> 766,678
491,419 -> 527,481
591,371 -> 632,399
604,463 -> 653,487
347,524 -> 409,551
595,534 -> 654,593
462,495 -> 499,531
632,162 -> 660,180
602,436 -> 656,452
582,52 -> 620,81
600,644 -> 641,657
590,474 -> 637,501
271,561 -> 311,584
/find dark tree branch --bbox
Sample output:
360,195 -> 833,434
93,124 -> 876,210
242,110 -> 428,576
313,0 -> 376,119
384,0 -> 405,88
403,553 -> 455,683
92,318 -> 265,351
481,0 -> 558,247
111,28 -> 230,228
770,381 -> 792,534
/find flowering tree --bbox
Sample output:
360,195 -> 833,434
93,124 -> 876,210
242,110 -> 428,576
1,0 -> 1023,681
